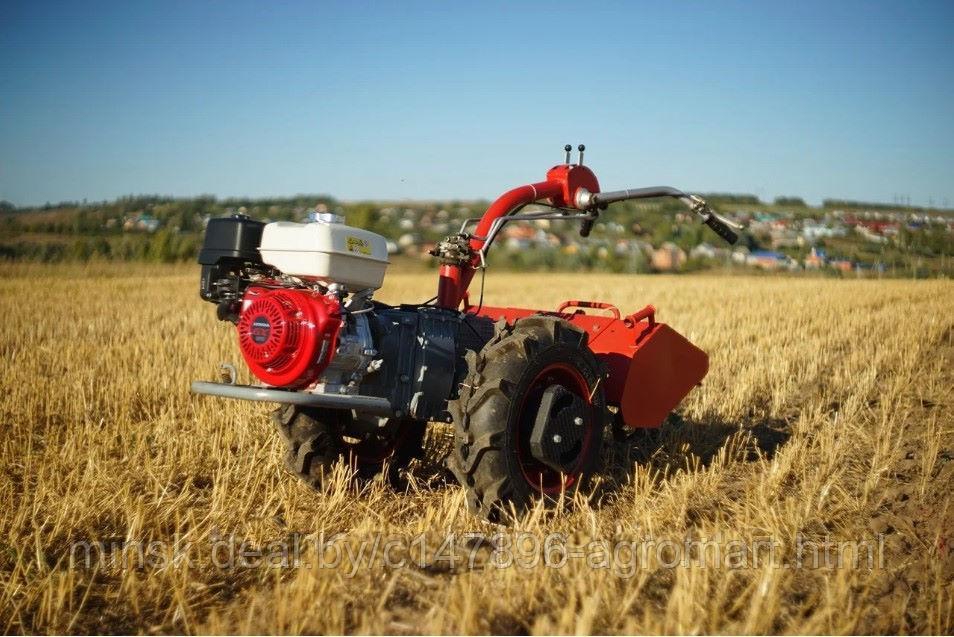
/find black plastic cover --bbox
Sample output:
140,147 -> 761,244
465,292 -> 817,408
198,214 -> 265,265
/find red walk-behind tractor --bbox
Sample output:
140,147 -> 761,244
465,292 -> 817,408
192,145 -> 738,520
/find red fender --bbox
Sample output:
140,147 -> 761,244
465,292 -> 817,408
471,301 -> 707,429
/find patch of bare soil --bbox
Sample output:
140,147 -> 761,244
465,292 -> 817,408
864,336 -> 954,632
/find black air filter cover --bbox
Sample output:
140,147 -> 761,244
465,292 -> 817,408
198,214 -> 265,265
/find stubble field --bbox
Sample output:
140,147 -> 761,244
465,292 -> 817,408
0,263 -> 952,634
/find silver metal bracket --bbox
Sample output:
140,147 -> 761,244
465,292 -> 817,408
218,363 -> 237,385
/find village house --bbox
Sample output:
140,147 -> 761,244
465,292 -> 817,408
770,227 -> 800,248
855,224 -> 888,243
804,246 -> 827,269
122,213 -> 161,233
802,222 -> 847,242
651,242 -> 687,271
731,246 -> 750,264
829,259 -> 854,273
690,242 -> 720,260
854,220 -> 899,243
747,250 -> 792,270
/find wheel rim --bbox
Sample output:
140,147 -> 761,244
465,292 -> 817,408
515,362 -> 594,494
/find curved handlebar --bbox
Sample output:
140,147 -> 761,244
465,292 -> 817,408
435,161 -> 742,311
580,186 -> 740,245
589,186 -> 693,207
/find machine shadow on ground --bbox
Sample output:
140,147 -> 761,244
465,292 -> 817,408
407,412 -> 793,506
607,412 -> 792,476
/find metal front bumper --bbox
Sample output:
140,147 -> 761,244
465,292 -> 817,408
190,381 -> 394,416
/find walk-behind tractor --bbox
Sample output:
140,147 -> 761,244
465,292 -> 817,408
191,146 -> 739,520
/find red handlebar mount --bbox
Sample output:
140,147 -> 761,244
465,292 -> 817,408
436,162 -> 601,309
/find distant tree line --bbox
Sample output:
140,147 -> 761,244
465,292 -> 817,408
0,231 -> 201,263
774,197 -> 807,207
697,193 -> 761,205
822,198 -> 947,213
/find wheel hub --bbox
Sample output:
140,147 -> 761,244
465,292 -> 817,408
529,385 -> 588,473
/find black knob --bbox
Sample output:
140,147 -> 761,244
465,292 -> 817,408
580,218 -> 595,237
564,144 -> 572,152
578,144 -> 585,152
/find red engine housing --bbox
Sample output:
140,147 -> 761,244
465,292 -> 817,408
237,286 -> 342,388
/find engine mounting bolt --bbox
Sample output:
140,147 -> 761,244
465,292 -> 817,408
552,434 -> 562,444
573,416 -> 584,426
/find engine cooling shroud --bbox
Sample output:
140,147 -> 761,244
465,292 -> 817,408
237,287 -> 342,388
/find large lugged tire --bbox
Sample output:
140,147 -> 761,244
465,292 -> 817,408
272,405 -> 425,489
447,315 -> 607,521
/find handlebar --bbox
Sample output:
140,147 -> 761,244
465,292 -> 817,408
435,159 -> 742,310
578,186 -> 740,245
589,186 -> 690,206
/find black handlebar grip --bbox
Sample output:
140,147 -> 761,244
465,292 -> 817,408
704,215 -> 738,245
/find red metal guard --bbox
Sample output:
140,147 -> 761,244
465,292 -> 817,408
471,300 -> 707,429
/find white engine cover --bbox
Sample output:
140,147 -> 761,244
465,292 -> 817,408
259,220 -> 389,291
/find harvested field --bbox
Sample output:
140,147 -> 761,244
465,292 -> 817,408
0,263 -> 952,634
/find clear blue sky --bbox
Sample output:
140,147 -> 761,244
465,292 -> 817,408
1,0 -> 952,207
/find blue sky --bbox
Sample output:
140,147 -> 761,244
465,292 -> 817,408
1,0 -> 952,207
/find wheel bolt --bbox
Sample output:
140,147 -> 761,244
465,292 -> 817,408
552,434 -> 562,444
573,417 -> 584,426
